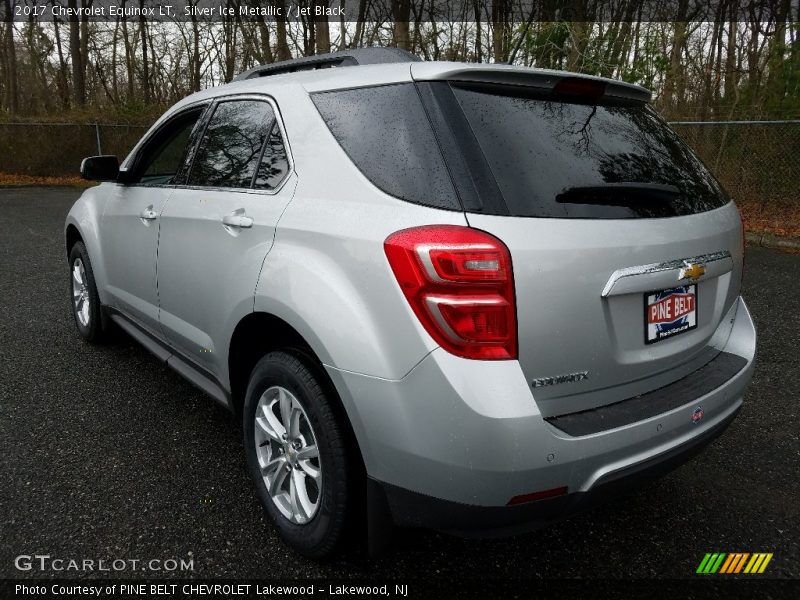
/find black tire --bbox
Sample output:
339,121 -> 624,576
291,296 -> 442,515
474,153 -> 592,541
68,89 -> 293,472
68,241 -> 107,343
243,351 -> 353,558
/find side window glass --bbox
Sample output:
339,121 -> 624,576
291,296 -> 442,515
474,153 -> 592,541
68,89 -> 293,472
138,108 -> 205,185
188,100 -> 275,188
253,123 -> 290,190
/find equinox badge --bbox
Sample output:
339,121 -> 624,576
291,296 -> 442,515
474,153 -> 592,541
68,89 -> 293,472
532,371 -> 589,389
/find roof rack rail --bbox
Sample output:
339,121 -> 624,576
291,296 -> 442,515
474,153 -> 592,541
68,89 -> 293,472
233,48 -> 421,82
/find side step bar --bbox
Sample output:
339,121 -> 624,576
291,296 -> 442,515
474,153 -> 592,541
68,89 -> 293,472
109,311 -> 232,411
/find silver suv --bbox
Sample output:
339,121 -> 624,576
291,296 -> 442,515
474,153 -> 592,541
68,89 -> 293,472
66,48 -> 756,558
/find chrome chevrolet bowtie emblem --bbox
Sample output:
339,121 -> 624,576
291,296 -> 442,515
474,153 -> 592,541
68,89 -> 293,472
679,261 -> 706,281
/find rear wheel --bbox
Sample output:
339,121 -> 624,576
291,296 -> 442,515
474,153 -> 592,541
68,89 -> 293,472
68,242 -> 107,343
243,351 -> 353,558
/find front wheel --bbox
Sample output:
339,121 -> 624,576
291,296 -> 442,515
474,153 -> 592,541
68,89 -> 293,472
68,241 -> 107,343
243,351 -> 353,558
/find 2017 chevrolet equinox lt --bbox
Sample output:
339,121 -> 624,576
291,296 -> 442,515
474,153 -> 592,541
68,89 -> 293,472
66,48 -> 756,558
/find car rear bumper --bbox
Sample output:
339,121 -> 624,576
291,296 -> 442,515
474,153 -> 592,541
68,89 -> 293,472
326,296 -> 756,532
376,404 -> 740,536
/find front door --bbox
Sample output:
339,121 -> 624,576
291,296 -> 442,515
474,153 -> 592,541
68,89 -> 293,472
101,106 -> 207,334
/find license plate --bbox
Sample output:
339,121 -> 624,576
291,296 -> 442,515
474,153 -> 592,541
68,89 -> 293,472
644,285 -> 697,344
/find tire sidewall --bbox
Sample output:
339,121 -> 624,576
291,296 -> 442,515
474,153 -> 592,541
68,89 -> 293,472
243,352 -> 347,557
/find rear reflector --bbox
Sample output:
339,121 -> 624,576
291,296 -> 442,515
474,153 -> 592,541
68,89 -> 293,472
384,225 -> 517,360
507,486 -> 569,506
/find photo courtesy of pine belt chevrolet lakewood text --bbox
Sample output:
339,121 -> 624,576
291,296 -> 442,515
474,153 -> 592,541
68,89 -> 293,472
65,48 -> 756,558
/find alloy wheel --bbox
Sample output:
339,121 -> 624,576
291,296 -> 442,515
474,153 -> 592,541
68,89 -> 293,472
72,258 -> 90,327
254,386 -> 322,524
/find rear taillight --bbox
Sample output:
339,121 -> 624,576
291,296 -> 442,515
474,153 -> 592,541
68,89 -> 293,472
384,225 -> 517,360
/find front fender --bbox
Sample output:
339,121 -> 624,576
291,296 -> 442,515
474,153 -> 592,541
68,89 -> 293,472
64,184 -> 110,304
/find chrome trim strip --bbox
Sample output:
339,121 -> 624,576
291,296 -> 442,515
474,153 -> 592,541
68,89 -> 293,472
601,251 -> 732,298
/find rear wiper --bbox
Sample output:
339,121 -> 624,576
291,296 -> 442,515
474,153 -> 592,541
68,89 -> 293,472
556,183 -> 681,205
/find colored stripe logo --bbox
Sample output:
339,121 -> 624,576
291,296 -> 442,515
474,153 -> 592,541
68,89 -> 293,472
696,552 -> 773,574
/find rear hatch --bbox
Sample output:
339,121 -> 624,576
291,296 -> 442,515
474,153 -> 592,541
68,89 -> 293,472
416,69 -> 744,417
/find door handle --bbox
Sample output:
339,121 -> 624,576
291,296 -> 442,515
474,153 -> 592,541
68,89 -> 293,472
222,214 -> 254,229
139,207 -> 158,221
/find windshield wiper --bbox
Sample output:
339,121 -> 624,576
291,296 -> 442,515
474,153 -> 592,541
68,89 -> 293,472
556,183 -> 681,206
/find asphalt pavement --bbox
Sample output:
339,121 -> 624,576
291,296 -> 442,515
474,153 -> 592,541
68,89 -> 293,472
1,187 -> 798,581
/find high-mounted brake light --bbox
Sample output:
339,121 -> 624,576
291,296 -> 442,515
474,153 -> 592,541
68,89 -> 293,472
384,225 -> 517,360
553,77 -> 607,99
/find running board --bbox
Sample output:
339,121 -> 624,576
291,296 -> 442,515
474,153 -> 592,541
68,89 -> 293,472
109,312 -> 232,411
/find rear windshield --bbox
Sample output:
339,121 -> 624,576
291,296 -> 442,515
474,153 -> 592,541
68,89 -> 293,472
452,84 -> 731,218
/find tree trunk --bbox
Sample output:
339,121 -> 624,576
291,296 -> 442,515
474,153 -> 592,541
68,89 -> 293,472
139,7 -> 150,103
315,1 -> 331,54
68,0 -> 85,106
491,0 -> 509,63
273,0 -> 291,60
662,0 -> 689,117
392,0 -> 411,51
3,1 -> 18,113
352,0 -> 366,48
53,17 -> 70,108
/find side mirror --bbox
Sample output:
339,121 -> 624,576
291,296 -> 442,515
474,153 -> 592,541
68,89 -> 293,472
80,155 -> 120,181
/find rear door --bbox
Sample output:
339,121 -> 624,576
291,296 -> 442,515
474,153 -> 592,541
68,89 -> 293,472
429,81 -> 744,417
156,96 -> 296,381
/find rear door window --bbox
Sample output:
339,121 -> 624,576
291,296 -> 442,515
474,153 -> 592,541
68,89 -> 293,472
451,83 -> 730,218
253,123 -> 290,190
188,99 -> 276,189
312,84 -> 460,210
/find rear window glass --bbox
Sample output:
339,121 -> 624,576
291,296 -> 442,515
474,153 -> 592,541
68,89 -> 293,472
312,84 -> 460,210
452,84 -> 730,218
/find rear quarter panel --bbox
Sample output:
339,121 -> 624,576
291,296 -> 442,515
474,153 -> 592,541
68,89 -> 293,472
255,87 -> 466,380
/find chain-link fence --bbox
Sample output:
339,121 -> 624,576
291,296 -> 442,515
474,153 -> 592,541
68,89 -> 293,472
1,120 -> 798,209
0,123 -> 149,177
670,120 -> 800,209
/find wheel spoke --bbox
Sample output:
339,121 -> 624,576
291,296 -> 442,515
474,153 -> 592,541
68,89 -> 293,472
260,454 -> 285,477
299,459 -> 321,483
261,402 -> 286,440
287,406 -> 302,439
80,300 -> 90,324
268,462 -> 289,497
278,388 -> 293,431
296,444 -> 318,461
291,469 -> 313,520
73,264 -> 83,286
255,410 -> 282,443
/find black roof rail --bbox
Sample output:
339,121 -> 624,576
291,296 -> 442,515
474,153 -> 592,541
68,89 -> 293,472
232,48 -> 421,82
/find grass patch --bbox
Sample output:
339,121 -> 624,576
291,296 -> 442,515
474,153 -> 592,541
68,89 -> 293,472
739,199 -> 800,240
0,172 -> 94,188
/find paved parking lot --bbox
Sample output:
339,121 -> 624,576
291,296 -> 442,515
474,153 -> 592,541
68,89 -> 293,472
1,187 -> 798,580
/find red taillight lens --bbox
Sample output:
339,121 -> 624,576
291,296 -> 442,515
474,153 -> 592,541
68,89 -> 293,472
384,225 -> 517,360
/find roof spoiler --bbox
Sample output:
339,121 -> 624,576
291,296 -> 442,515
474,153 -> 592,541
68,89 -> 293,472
233,48 -> 421,82
411,63 -> 652,103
